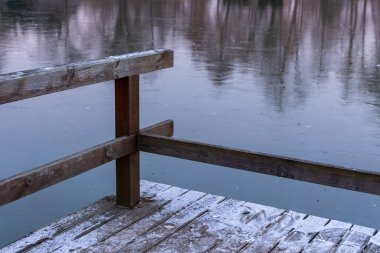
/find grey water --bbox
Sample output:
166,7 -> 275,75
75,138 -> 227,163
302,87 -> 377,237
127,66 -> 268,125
0,0 -> 380,247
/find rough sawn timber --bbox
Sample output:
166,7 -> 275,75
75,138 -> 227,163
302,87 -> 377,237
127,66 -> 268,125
1,180 -> 379,253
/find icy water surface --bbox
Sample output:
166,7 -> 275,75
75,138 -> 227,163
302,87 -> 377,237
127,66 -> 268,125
0,0 -> 380,246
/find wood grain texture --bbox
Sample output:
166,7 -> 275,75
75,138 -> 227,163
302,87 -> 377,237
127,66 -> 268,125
1,181 -> 379,253
0,180 -> 158,253
138,134 -> 380,196
0,120 -> 173,207
55,186 -> 189,252
209,203 -> 285,252
0,135 -> 135,207
241,211 -> 307,252
83,189 -> 206,252
115,75 -> 140,207
364,231 -> 380,253
270,216 -> 329,253
141,120 -> 173,137
113,194 -> 224,252
0,49 -> 173,105
302,220 -> 352,253
147,199 -> 246,253
29,187 -> 179,253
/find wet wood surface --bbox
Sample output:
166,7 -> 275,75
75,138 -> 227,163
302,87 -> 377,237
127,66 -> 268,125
2,180 -> 378,253
0,49 -> 173,105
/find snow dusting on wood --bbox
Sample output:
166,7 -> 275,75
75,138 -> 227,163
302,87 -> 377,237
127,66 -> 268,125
1,180 -> 379,253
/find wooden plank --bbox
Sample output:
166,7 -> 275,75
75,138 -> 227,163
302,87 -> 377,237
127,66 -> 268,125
0,135 -> 135,207
350,225 -> 376,235
364,231 -> 380,253
115,75 -> 140,207
141,120 -> 173,137
72,189 -> 206,252
0,120 -> 173,207
138,181 -> 174,199
92,194 -> 225,253
138,134 -> 380,196
209,203 -> 285,252
0,49 -> 173,105
146,199 -> 245,252
28,204 -> 153,253
0,196 -> 115,253
333,225 -> 376,253
0,180 -> 157,253
25,182 -> 173,253
261,215 -> 328,253
2,180 -> 379,253
240,211 -> 307,252
150,199 -> 258,253
152,201 -> 282,253
298,220 -> 352,253
54,185 -> 188,252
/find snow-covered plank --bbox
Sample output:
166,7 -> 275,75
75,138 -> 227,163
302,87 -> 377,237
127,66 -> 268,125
364,231 -> 380,253
199,203 -> 285,253
0,180 -> 157,253
302,220 -> 352,253
91,193 -> 225,253
0,196 -> 115,253
334,225 -> 376,253
241,210 -> 306,253
27,183 -> 174,252
2,180 -> 379,253
351,225 -> 376,235
147,199 -> 246,252
55,188 -> 205,252
269,215 -> 329,253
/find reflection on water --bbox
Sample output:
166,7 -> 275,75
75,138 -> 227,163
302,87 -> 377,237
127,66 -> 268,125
0,0 -> 379,246
1,0 -> 379,110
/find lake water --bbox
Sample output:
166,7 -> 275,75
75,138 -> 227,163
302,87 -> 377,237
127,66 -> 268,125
0,0 -> 379,247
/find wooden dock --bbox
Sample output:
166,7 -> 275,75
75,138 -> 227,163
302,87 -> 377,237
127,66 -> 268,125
2,50 -> 380,252
2,180 -> 379,253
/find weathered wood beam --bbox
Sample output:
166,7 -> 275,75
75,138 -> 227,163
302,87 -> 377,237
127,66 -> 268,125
140,120 -> 173,137
0,120 -> 174,206
0,136 -> 136,207
140,120 -> 174,137
138,134 -> 380,196
0,49 -> 173,105
115,75 -> 140,208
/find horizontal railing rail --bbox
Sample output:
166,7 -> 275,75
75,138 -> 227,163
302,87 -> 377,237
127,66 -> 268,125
0,121 -> 173,206
0,49 -> 173,105
138,133 -> 380,196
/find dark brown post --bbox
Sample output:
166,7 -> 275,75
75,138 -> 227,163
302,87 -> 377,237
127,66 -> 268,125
115,75 -> 140,207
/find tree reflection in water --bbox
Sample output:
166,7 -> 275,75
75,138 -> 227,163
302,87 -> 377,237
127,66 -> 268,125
0,0 -> 378,111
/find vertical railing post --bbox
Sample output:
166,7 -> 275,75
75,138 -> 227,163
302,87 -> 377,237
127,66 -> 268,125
115,75 -> 140,207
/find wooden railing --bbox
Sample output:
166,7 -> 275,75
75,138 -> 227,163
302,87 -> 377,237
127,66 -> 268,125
0,49 -> 174,207
1,49 -> 379,211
